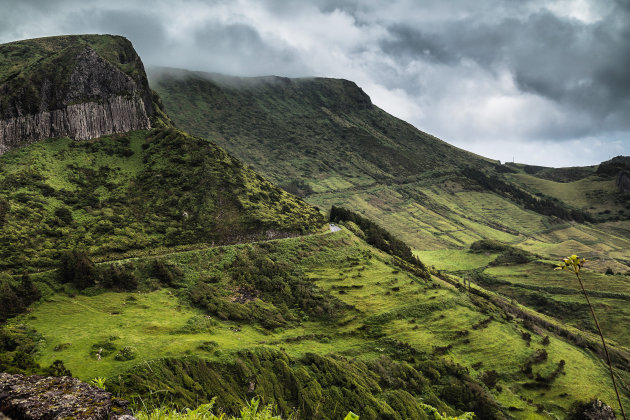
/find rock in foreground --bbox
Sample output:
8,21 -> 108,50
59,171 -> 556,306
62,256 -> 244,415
0,373 -> 135,419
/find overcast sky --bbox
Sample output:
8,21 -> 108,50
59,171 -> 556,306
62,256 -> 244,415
2,0 -> 628,167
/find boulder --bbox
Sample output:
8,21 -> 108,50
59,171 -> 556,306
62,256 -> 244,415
0,373 -> 136,420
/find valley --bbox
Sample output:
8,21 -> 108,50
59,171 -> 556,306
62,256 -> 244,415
1,35 -> 629,420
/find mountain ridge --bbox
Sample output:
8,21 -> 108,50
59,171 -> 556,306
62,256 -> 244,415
151,67 -> 630,259
148,67 -> 496,188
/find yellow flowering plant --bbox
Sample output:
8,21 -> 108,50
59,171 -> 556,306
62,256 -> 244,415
555,255 -> 626,420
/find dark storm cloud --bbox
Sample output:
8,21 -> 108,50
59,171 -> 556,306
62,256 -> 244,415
379,5 -> 630,137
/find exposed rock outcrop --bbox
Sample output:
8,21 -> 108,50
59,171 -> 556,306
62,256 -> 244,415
0,36 -> 153,154
0,95 -> 149,153
0,373 -> 136,420
617,170 -> 630,193
568,399 -> 617,419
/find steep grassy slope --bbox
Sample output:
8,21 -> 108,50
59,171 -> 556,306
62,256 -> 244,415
1,37 -> 628,419
150,68 -> 629,265
4,229 -> 629,419
150,69 -> 630,418
149,68 -> 495,191
0,127 -> 323,273
506,158 -> 630,223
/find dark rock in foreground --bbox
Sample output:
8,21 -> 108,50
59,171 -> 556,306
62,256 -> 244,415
0,373 -> 136,420
569,399 -> 617,420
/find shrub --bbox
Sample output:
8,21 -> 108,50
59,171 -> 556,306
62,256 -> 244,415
480,370 -> 500,389
54,206 -> 73,224
490,248 -> 534,266
59,249 -> 96,289
0,278 -> 24,322
173,316 -> 218,334
43,360 -> 72,377
151,259 -> 183,287
198,341 -> 219,352
91,337 -> 118,358
469,240 -> 509,253
100,263 -> 138,291
115,346 -> 137,361
0,273 -> 41,321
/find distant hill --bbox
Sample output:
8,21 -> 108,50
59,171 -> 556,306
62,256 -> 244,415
148,67 -> 495,190
150,68 -> 629,260
506,157 -> 630,222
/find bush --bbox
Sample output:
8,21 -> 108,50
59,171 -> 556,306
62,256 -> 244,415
53,206 -> 73,224
469,240 -> 509,253
43,360 -> 72,377
173,316 -> 217,334
100,263 -> 138,291
91,337 -> 118,358
59,249 -> 96,289
150,259 -> 183,287
0,278 -> 24,322
115,346 -> 137,361
490,248 -> 534,266
0,273 -> 41,321
567,399 -> 617,420
480,370 -> 499,389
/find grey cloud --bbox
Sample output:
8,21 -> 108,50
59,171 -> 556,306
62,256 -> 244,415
190,23 -> 308,76
379,5 -> 630,138
60,8 -> 169,59
381,25 -> 459,65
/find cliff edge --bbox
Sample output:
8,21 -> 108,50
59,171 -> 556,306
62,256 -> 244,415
0,35 -> 154,154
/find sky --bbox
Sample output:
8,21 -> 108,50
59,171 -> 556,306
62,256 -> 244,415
1,0 -> 629,167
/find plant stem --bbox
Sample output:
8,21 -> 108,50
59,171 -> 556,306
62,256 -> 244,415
576,272 -> 627,420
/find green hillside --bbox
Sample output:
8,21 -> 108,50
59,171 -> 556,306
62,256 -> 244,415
0,127 -> 323,274
1,36 -> 630,420
150,68 -> 630,264
506,158 -> 630,223
4,227 -> 629,419
148,68 -> 495,189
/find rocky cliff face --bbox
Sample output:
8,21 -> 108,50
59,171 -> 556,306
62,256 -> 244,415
0,35 -> 153,154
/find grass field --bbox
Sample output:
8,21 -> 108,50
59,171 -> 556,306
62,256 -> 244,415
414,249 -> 498,271
8,229 -> 629,419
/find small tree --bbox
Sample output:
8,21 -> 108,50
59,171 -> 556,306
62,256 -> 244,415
59,250 -> 96,290
556,255 -> 626,420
